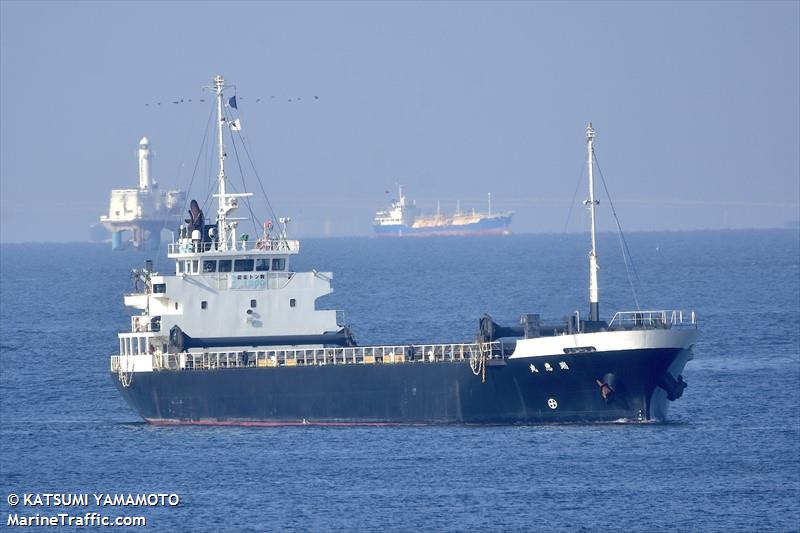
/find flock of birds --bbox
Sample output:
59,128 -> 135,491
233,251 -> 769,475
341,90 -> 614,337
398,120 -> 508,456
144,95 -> 320,107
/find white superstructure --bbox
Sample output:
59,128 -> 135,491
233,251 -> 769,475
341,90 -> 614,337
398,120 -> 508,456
373,185 -> 419,226
119,75 -> 346,362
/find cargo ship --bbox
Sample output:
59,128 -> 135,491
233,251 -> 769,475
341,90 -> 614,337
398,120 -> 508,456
110,75 -> 698,425
373,187 -> 513,237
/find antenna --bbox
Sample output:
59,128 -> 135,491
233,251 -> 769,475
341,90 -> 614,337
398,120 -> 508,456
584,123 -> 600,321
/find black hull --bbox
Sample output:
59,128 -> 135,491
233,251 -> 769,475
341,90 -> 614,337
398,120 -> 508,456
112,347 -> 690,424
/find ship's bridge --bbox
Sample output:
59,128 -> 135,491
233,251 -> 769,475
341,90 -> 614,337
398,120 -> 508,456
167,238 -> 300,276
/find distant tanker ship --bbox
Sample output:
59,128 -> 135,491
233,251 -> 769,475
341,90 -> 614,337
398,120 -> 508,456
373,186 -> 513,237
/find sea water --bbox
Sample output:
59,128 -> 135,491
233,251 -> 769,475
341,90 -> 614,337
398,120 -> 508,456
1,230 -> 798,531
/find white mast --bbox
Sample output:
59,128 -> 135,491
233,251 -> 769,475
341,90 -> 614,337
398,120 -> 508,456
212,74 -> 251,251
215,75 -> 229,248
585,122 -> 600,321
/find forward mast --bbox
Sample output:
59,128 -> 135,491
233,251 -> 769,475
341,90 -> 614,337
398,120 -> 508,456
585,122 -> 600,321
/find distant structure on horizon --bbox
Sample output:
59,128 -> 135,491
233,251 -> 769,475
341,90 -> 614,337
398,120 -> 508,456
99,137 -> 186,250
373,186 -> 513,237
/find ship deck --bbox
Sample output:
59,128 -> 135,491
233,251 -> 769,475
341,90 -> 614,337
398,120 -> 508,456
112,340 -> 512,378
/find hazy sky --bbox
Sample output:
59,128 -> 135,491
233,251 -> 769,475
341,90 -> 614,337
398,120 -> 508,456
1,0 -> 798,241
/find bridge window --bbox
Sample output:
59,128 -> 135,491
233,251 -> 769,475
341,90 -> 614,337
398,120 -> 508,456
180,260 -> 194,274
203,260 -> 216,273
201,301 -> 207,310
290,298 -> 296,308
218,260 -> 232,272
234,259 -> 254,272
191,260 -> 199,274
272,258 -> 286,271
153,283 -> 166,293
255,258 -> 270,271
250,299 -> 257,308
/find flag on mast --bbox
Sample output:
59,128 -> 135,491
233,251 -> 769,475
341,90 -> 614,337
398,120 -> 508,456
228,96 -> 238,109
230,119 -> 242,131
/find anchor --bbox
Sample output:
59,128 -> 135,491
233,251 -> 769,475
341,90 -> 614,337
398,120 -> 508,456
657,373 -> 687,401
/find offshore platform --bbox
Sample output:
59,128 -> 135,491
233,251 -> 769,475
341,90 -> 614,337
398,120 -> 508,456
99,137 -> 186,250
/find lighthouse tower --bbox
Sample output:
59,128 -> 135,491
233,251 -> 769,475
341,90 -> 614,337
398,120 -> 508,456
138,137 -> 154,190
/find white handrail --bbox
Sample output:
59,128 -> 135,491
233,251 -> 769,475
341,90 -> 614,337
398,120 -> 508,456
114,340 -> 512,373
608,310 -> 697,329
167,239 -> 300,255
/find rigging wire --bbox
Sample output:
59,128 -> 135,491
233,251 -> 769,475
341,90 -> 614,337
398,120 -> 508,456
152,100 -> 216,266
189,96 -> 287,248
223,106 -> 265,237
592,149 -> 641,310
228,119 -> 289,247
185,100 -> 217,215
562,154 -> 588,234
206,118 -> 216,207
228,138 -> 263,237
214,101 -> 290,247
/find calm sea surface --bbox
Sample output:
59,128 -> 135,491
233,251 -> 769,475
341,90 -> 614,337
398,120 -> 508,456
1,230 -> 798,532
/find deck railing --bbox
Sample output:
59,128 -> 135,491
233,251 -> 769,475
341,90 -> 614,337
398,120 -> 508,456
110,341 -> 511,373
168,238 -> 299,255
607,310 -> 697,330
